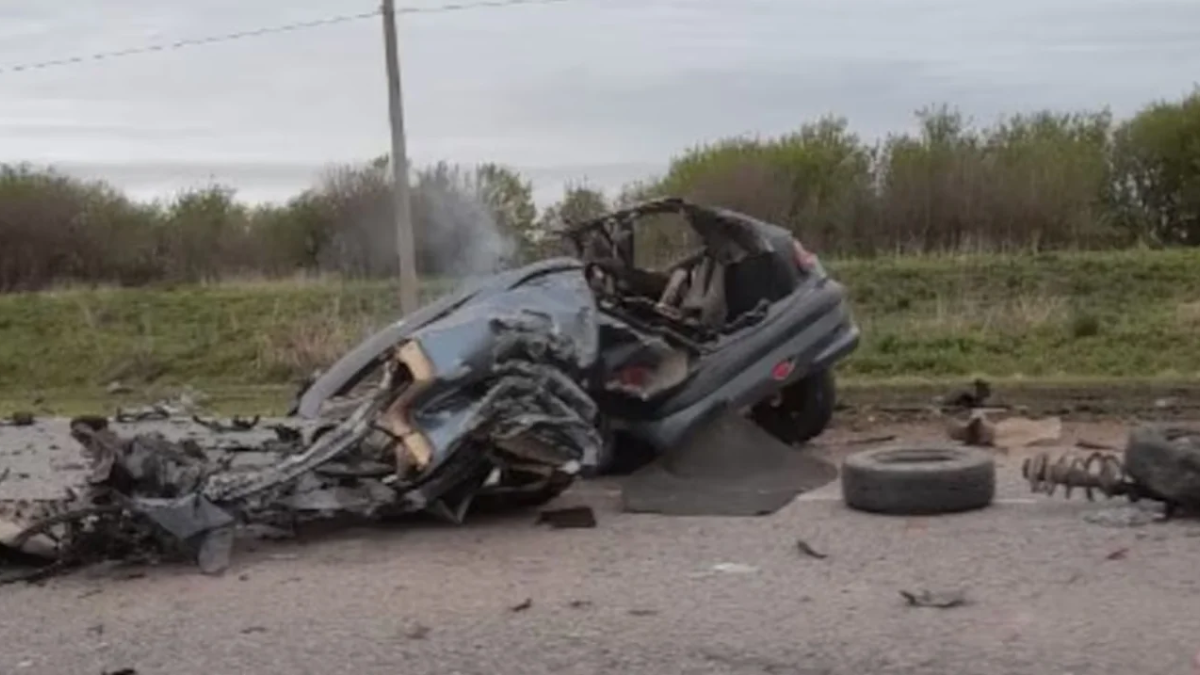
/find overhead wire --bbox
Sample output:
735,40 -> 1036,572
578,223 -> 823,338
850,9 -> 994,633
0,0 -> 581,75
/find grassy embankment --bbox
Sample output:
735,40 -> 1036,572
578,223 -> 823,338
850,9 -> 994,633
1,248 -> 1199,415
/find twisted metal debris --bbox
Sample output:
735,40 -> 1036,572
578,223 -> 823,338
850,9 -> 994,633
1,298 -> 604,582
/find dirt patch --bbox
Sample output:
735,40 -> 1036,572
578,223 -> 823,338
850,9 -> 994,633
837,381 -> 1200,425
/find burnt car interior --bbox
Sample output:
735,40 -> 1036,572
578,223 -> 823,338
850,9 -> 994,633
564,198 -> 807,403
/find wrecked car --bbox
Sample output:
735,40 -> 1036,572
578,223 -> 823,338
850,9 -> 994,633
292,197 -> 860,511
2,197 -> 860,575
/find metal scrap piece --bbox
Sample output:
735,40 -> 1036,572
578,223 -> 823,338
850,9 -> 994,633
900,589 -> 968,608
196,525 -> 236,575
277,473 -> 397,516
795,539 -> 828,559
204,369 -> 394,503
132,494 -> 235,543
115,405 -> 172,423
192,415 -> 261,433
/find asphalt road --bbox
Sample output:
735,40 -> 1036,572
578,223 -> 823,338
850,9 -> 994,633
3,418 -> 1200,675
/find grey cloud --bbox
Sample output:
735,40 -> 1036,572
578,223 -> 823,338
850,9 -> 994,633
0,0 -> 1198,204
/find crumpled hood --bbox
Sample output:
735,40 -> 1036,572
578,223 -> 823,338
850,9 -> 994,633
293,257 -> 606,476
292,258 -> 588,420
394,264 -> 604,473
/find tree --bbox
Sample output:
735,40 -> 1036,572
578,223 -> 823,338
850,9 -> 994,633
1109,88 -> 1200,246
534,183 -> 610,260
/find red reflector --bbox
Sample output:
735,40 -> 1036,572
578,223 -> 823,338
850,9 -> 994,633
771,360 -> 794,381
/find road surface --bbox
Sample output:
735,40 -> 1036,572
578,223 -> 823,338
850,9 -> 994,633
2,418 -> 1199,675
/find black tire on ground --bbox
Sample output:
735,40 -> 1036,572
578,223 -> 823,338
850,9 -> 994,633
751,368 -> 837,445
841,445 -> 996,515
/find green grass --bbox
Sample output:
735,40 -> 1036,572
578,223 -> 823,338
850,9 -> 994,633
2,248 -> 1199,414
832,248 -> 1200,379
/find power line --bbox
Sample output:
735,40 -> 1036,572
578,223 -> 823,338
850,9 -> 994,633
401,0 -> 574,14
0,0 -> 579,75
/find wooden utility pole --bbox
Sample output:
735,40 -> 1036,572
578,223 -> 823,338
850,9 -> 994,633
382,0 -> 419,315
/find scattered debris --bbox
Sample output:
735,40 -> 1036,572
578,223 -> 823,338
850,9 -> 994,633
711,562 -> 759,575
240,626 -> 268,635
1105,547 -> 1130,560
845,434 -> 897,446
509,598 -> 533,612
943,378 -> 992,410
536,506 -> 597,529
994,416 -> 1062,449
900,589 -> 968,609
114,405 -> 171,423
193,415 -> 262,433
568,599 -> 593,609
945,409 -> 1062,451
403,623 -> 431,640
268,424 -> 304,444
111,391 -> 207,424
945,410 -> 996,447
795,539 -> 828,560
1082,505 -> 1161,528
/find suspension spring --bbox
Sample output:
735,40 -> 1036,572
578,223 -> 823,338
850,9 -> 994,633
1021,450 -> 1136,501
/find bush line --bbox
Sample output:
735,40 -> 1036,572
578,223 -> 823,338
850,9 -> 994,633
1,91 -> 1199,291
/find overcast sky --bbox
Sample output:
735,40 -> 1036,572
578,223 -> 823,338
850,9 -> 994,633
1,0 -> 1198,206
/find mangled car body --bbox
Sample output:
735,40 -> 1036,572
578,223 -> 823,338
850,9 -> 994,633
2,198 -> 860,574
292,197 -> 860,510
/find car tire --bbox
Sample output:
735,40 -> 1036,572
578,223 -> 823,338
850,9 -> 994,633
751,368 -> 836,445
1124,425 -> 1200,508
841,445 -> 996,515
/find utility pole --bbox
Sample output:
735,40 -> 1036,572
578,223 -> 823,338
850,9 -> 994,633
382,0 -> 419,315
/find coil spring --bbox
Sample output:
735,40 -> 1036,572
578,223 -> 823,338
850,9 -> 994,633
1021,450 -> 1134,501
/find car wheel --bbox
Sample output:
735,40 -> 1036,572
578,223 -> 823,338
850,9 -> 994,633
841,445 -> 996,515
751,368 -> 836,445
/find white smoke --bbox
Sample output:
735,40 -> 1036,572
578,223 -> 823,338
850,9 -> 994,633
417,181 -> 515,278
412,165 -> 519,281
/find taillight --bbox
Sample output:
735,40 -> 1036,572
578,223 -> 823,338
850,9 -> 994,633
792,239 -> 819,272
